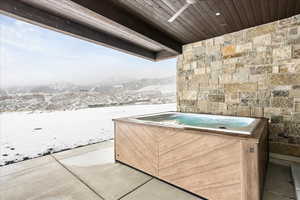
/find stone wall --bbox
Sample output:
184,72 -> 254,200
177,15 -> 300,157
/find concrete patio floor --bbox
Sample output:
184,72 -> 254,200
0,140 -> 296,200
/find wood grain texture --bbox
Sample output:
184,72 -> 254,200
159,130 -> 242,200
241,142 -> 260,200
115,122 -> 159,176
114,0 -> 300,44
114,118 -> 268,200
241,120 -> 269,200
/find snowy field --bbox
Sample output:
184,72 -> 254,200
0,104 -> 176,166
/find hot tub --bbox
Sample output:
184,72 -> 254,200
135,112 -> 260,135
113,112 -> 269,200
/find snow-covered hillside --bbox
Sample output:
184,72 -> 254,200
138,84 -> 176,94
0,104 -> 176,166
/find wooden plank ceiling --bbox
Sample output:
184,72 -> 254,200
1,0 -> 300,61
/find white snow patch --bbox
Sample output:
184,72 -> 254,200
0,103 -> 176,166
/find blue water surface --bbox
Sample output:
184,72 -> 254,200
168,115 -> 249,129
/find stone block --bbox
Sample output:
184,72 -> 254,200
253,34 -> 272,46
240,92 -> 257,99
232,71 -> 249,82
191,41 -> 204,48
295,102 -> 300,112
264,107 -> 282,117
183,52 -> 194,64
271,115 -> 284,123
210,61 -> 222,71
190,61 -> 197,69
272,90 -> 289,97
219,74 -> 232,84
222,64 -> 236,74
197,100 -> 209,113
181,90 -> 198,101
250,65 -> 272,75
287,27 -> 300,44
205,38 -> 214,47
273,85 -> 292,90
194,68 -> 206,75
240,98 -> 258,106
225,93 -> 239,104
270,73 -> 300,85
223,57 -> 238,64
251,107 -> 264,117
281,107 -> 294,115
237,106 -> 251,117
224,82 -> 258,93
256,46 -> 267,52
271,30 -> 288,47
182,63 -> 191,71
205,45 -> 221,57
271,97 -> 294,108
246,23 -> 276,39
249,74 -> 266,84
222,45 -> 236,58
208,95 -> 225,103
226,104 -> 238,115
292,113 -> 300,122
195,74 -> 209,84
279,65 -> 289,73
273,46 -> 292,61
272,66 -> 279,73
236,42 -> 252,53
248,53 -> 273,65
286,122 -> 300,137
293,85 -> 300,89
258,98 -> 270,107
207,102 -> 221,113
206,66 -> 211,74
294,44 -> 300,58
223,34 -> 236,45
214,36 -> 224,45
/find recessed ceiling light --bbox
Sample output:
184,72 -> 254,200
216,12 -> 221,16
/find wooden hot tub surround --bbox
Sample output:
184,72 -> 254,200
113,114 -> 269,200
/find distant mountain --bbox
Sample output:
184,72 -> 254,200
0,89 -> 8,96
0,76 -> 176,112
86,76 -> 175,94
4,76 -> 175,95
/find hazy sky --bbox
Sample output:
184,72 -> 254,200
0,14 -> 176,87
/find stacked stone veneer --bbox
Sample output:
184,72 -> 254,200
177,15 -> 300,157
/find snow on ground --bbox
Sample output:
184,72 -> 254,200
0,104 -> 176,166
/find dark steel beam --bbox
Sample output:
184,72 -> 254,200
70,0 -> 183,54
0,0 -> 157,61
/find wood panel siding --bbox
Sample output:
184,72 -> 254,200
114,117 -> 269,200
159,130 -> 242,200
114,0 -> 300,44
115,122 -> 159,176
